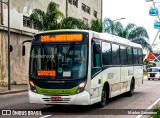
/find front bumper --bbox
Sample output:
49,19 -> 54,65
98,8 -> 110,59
29,90 -> 91,105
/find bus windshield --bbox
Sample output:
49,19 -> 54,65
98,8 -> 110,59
30,43 -> 88,80
149,68 -> 159,72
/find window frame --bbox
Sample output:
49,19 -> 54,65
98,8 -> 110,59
68,0 -> 73,4
23,16 -> 32,28
82,3 -> 86,12
102,41 -> 112,66
73,0 -> 78,7
120,45 -> 127,65
94,10 -> 97,18
86,6 -> 90,14
91,38 -> 102,68
112,43 -> 120,66
138,48 -> 143,65
126,46 -> 134,65
133,48 -> 139,65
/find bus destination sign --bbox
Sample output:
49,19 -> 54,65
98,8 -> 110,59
40,34 -> 83,43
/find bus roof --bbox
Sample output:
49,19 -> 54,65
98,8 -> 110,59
36,29 -> 89,34
35,29 -> 142,48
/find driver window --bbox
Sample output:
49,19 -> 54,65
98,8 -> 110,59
91,39 -> 102,77
92,40 -> 101,67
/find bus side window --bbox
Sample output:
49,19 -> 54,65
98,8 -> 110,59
92,42 -> 101,67
93,44 -> 101,67
91,39 -> 102,77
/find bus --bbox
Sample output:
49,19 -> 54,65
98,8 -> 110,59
22,29 -> 143,107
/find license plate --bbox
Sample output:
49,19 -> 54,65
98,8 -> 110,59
51,97 -> 62,101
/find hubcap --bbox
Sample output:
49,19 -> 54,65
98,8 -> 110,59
102,90 -> 106,103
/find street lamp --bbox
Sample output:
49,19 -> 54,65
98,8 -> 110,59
113,17 -> 126,22
0,0 -> 11,90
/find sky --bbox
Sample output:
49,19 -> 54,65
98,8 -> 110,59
103,0 -> 160,48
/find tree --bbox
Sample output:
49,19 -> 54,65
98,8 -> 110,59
103,18 -> 152,51
91,19 -> 102,32
60,17 -> 90,30
30,2 -> 64,31
60,17 -> 81,29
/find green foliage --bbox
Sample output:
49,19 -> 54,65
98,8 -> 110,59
60,17 -> 82,29
103,18 -> 152,51
30,3 -> 151,52
0,81 -> 7,87
153,104 -> 160,118
60,17 -> 90,30
143,71 -> 148,75
143,59 -> 149,65
91,19 -> 102,32
144,59 -> 156,67
11,80 -> 17,85
30,1 -> 64,31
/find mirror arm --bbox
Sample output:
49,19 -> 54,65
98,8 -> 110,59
22,40 -> 32,45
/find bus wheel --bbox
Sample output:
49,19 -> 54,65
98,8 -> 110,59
97,87 -> 107,108
127,79 -> 134,97
148,78 -> 150,80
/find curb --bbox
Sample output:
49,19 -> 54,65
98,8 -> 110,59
0,89 -> 28,95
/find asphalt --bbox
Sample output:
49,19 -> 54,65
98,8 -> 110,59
0,84 -> 28,95
0,78 -> 160,118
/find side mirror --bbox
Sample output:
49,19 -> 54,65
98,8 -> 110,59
22,45 -> 25,56
10,45 -> 13,52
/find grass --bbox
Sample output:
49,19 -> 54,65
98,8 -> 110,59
153,104 -> 160,118
144,71 -> 148,76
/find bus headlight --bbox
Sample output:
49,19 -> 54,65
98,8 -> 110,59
29,80 -> 37,93
76,81 -> 86,93
155,74 -> 159,77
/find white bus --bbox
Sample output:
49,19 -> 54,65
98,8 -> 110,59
22,30 -> 143,107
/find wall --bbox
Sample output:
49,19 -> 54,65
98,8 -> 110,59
68,0 -> 102,24
2,0 -> 66,32
0,28 -> 32,84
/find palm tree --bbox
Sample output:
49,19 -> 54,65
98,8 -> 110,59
60,17 -> 90,30
30,2 -> 64,31
103,18 -> 152,51
91,19 -> 102,32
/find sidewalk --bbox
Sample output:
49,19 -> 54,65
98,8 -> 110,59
0,85 -> 28,95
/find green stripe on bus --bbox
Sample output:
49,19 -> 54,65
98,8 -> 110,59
101,75 -> 104,85
35,86 -> 78,96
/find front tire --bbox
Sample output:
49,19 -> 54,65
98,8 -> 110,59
127,80 -> 134,97
97,87 -> 107,108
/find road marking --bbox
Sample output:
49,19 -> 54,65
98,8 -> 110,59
135,97 -> 160,118
39,115 -> 52,118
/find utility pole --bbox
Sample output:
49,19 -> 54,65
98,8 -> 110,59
8,0 -> 10,90
66,0 -> 68,18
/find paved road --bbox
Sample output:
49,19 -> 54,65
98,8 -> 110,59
0,78 -> 160,118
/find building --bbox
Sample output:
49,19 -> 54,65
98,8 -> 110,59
0,0 -> 102,85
